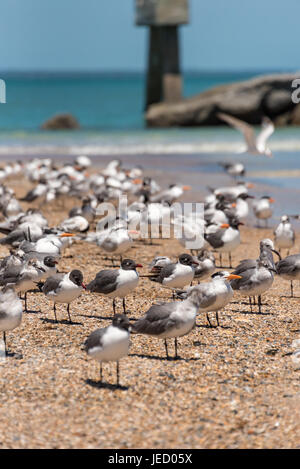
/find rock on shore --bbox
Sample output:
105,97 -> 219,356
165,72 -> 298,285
41,113 -> 80,130
146,73 -> 300,127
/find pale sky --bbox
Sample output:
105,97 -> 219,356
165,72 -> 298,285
0,0 -> 298,72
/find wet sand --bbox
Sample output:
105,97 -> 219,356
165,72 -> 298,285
0,172 -> 299,449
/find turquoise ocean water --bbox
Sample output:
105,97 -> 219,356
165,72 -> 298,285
0,71 -> 300,216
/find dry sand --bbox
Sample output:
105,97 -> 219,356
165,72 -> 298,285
0,176 -> 299,449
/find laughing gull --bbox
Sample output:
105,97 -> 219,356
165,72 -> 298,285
230,239 -> 278,311
133,288 -> 204,358
0,286 -> 23,356
205,216 -> 243,268
25,255 -> 58,280
218,113 -> 274,157
42,270 -> 86,323
150,254 -> 199,298
85,314 -> 131,386
274,215 -> 295,254
276,253 -> 300,297
253,196 -> 275,227
87,259 -> 143,314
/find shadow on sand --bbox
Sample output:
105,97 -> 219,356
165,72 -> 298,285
85,378 -> 128,391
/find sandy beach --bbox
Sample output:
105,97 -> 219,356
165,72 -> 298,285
0,170 -> 299,449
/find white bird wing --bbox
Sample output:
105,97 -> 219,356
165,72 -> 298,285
218,112 -> 257,153
256,117 -> 274,151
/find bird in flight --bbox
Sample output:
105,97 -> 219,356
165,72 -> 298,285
218,112 -> 275,157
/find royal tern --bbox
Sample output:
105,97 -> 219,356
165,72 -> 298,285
218,113 -> 274,157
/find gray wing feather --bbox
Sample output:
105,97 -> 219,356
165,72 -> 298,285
193,284 -> 218,309
133,302 -> 178,335
157,263 -> 176,281
84,327 -> 107,352
277,255 -> 300,276
205,230 -> 224,249
42,274 -> 64,294
87,270 -> 119,294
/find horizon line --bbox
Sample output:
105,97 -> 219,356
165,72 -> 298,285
0,68 -> 297,78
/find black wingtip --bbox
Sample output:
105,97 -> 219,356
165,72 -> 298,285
36,281 -> 44,292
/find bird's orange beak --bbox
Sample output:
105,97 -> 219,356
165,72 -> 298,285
60,233 -> 75,237
247,183 -> 255,188
228,274 -> 242,280
269,198 -> 275,203
231,203 -> 237,208
183,185 -> 191,191
220,223 -> 229,229
133,179 -> 142,184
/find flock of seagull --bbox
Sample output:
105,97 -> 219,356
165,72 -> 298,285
0,138 -> 299,386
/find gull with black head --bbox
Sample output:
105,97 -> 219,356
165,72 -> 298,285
87,259 -> 143,315
85,314 -> 131,386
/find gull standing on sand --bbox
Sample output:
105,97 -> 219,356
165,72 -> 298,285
42,270 -> 86,323
230,239 -> 279,312
0,286 -> 23,356
150,253 -> 199,298
85,314 -> 131,386
86,259 -> 143,315
0,258 -> 46,311
274,215 -> 295,254
133,288 -> 205,359
276,253 -> 300,297
95,224 -> 138,264
218,113 -> 274,157
253,196 -> 275,227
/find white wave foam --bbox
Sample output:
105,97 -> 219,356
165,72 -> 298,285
0,139 -> 300,156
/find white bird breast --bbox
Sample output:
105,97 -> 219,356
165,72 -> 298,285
88,326 -> 130,362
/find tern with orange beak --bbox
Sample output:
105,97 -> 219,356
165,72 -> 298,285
87,259 -> 143,315
177,271 -> 242,327
205,216 -> 243,268
18,232 -> 75,257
